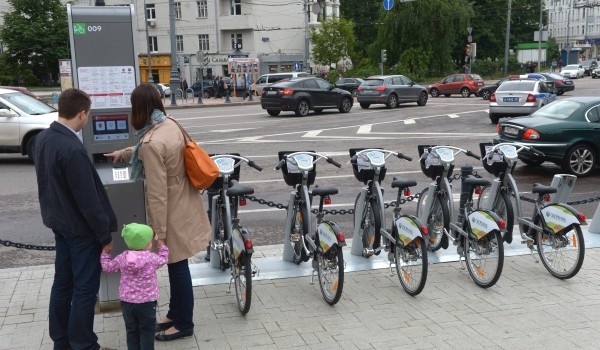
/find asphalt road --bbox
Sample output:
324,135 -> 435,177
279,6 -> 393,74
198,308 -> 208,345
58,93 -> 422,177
2,76 -> 600,268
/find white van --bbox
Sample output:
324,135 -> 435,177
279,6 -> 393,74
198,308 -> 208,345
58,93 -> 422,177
250,72 -> 309,94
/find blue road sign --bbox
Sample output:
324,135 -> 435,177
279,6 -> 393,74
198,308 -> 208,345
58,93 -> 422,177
383,0 -> 394,11
293,62 -> 301,71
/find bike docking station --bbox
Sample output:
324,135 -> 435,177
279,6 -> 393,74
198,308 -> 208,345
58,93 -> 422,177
67,5 -> 145,309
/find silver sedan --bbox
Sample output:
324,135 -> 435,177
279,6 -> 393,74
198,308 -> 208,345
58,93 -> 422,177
488,79 -> 556,123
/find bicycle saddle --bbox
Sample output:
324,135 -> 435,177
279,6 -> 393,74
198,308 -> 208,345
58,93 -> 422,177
227,181 -> 254,196
464,176 -> 490,187
532,183 -> 557,195
312,186 -> 338,196
391,177 -> 417,190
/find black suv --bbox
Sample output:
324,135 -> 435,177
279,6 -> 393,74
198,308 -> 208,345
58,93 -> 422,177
580,60 -> 597,76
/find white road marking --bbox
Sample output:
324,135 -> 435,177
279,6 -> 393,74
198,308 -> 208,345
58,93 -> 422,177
303,130 -> 322,137
448,114 -> 460,118
404,119 -> 416,124
357,124 -> 372,134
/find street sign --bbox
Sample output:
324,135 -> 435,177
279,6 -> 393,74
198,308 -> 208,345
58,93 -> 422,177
293,62 -> 301,71
383,0 -> 394,11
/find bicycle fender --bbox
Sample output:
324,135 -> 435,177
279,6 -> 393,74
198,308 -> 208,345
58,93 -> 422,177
232,227 -> 253,260
317,221 -> 346,253
468,210 -> 501,240
395,215 -> 427,247
540,203 -> 584,234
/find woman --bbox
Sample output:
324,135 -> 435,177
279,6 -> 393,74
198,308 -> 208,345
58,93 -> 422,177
105,83 -> 210,342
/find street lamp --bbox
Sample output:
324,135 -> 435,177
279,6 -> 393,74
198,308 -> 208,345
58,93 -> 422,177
143,0 -> 154,84
168,0 -> 180,106
503,0 -> 512,75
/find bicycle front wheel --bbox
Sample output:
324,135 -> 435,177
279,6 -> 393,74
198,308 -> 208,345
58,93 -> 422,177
317,245 -> 344,305
465,231 -> 504,288
395,236 -> 428,296
418,188 -> 449,252
292,203 -> 310,264
233,252 -> 253,315
537,224 -> 585,279
478,186 -> 514,243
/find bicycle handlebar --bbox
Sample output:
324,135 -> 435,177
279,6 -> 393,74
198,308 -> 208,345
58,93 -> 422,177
465,150 -> 481,160
275,151 -> 341,169
247,160 -> 263,172
430,145 -> 479,160
396,152 -> 412,162
327,157 -> 342,168
486,142 -> 546,158
350,149 -> 413,163
210,154 -> 263,171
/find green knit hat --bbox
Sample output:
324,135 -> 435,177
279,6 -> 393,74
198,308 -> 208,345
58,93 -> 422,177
122,223 -> 153,250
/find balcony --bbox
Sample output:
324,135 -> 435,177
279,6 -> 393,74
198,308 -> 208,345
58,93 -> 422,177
218,14 -> 256,31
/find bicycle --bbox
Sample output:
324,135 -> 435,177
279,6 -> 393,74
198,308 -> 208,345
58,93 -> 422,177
276,151 -> 346,305
478,142 -> 586,279
417,145 -> 506,288
349,148 -> 429,295
209,154 -> 262,314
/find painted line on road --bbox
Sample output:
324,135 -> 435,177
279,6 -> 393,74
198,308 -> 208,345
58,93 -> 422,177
404,119 -> 416,124
357,124 -> 372,134
303,130 -> 322,137
448,114 -> 460,118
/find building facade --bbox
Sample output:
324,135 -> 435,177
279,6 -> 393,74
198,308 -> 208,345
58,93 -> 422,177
547,0 -> 600,60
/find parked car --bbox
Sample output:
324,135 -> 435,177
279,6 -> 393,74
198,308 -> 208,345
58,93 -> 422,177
190,80 -> 215,98
495,97 -> 600,177
476,77 -> 510,100
250,72 -> 309,95
0,88 -> 58,160
260,77 -> 353,117
334,78 -> 364,96
0,86 -> 39,99
592,66 -> 600,79
156,83 -> 171,97
427,73 -> 484,98
489,79 -> 556,123
580,60 -> 597,76
561,64 -> 585,79
356,75 -> 428,109
538,73 -> 575,95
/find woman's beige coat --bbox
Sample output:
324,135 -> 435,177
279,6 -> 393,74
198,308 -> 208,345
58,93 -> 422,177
122,118 -> 210,263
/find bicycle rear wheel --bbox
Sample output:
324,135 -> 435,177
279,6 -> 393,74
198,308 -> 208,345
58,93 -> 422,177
234,252 -> 253,315
395,236 -> 428,296
418,188 -> 449,252
317,245 -> 344,305
478,187 -> 514,243
292,203 -> 310,264
537,224 -> 585,279
465,231 -> 504,288
354,194 -> 381,257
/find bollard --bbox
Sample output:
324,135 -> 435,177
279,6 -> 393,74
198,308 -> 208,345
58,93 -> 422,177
248,89 -> 254,102
456,165 -> 473,226
549,174 -> 577,203
209,196 -> 221,269
224,90 -> 232,104
350,189 -> 368,256
588,203 -> 600,234
282,192 -> 297,262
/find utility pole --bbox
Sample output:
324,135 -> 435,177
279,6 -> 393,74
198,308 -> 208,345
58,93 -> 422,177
304,0 -> 310,73
566,0 -> 572,65
537,0 -> 542,72
503,0 -> 512,75
168,0 -> 180,106
143,0 -> 154,84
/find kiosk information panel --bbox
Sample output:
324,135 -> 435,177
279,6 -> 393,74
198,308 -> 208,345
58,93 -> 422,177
68,4 -> 145,303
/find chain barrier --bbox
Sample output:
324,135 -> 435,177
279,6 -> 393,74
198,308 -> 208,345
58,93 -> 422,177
0,239 -> 55,251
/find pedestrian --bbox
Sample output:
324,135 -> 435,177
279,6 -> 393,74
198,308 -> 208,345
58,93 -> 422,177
103,83 -> 210,342
218,76 -> 225,98
101,223 -> 169,350
551,59 -> 557,72
32,88 -> 117,350
182,78 -> 188,93
558,58 -> 563,72
213,76 -> 219,98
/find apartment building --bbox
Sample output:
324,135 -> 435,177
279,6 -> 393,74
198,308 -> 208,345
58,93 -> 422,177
547,0 -> 600,59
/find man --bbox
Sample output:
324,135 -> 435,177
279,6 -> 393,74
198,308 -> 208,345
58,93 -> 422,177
33,88 -> 117,350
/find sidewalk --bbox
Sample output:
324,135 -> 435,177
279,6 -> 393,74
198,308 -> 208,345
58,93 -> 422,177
1,230 -> 600,350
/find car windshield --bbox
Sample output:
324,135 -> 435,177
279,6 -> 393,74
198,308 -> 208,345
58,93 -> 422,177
497,81 -> 536,92
543,73 -> 563,80
530,100 -> 581,120
362,79 -> 384,86
468,74 -> 483,80
564,65 -> 579,70
0,92 -> 56,115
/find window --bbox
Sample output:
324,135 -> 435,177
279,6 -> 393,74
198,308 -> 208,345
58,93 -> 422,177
197,0 -> 208,18
315,78 -> 331,89
230,0 -> 241,15
146,4 -> 155,20
174,2 -> 182,19
148,36 -> 158,52
198,34 -> 209,51
231,33 -> 242,50
176,35 -> 184,52
587,106 -> 600,123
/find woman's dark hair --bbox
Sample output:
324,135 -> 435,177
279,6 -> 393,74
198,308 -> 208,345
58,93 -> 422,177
130,83 -> 166,130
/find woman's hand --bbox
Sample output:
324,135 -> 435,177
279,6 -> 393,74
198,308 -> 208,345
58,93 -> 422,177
103,150 -> 124,163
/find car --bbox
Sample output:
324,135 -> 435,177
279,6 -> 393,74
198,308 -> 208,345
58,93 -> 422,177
356,75 -> 428,109
592,66 -> 600,79
495,97 -> 600,177
0,88 -> 58,160
488,79 -> 556,124
190,80 -> 215,98
334,77 -> 364,97
538,73 -> 574,95
427,73 -> 484,98
250,72 -> 309,95
579,60 -> 597,76
476,77 -> 510,100
0,86 -> 39,99
561,64 -> 585,79
260,76 -> 353,117
156,83 -> 171,97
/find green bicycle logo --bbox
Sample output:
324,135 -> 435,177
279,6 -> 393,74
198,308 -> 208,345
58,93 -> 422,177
73,23 -> 86,35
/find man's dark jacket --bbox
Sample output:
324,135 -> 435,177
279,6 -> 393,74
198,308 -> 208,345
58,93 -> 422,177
33,121 -> 117,246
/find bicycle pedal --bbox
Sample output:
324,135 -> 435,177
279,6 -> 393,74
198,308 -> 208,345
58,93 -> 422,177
289,233 -> 301,242
362,248 -> 374,258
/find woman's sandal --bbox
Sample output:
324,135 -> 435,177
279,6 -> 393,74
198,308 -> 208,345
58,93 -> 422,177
155,328 -> 193,341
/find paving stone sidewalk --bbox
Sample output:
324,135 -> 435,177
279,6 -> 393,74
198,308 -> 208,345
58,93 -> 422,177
1,246 -> 599,350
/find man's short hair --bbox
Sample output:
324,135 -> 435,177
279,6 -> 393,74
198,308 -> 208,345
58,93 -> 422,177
58,88 -> 91,120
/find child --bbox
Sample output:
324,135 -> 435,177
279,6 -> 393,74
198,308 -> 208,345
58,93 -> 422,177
101,223 -> 169,350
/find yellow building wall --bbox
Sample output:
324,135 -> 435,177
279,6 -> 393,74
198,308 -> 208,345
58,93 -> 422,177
138,55 -> 173,84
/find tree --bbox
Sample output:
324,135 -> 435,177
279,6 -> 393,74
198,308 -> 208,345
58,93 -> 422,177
339,0 -> 379,62
0,0 -> 69,85
310,18 -> 356,69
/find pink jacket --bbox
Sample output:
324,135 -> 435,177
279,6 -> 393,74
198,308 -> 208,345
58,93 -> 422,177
101,245 -> 169,303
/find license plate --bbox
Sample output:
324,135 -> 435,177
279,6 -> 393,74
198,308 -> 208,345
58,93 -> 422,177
266,90 -> 277,95
503,97 -> 519,102
504,126 -> 519,136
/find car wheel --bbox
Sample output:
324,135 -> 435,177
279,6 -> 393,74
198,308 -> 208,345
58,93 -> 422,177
339,97 -> 353,113
489,114 -> 500,124
417,91 -> 428,106
520,158 -> 544,167
481,90 -> 491,100
26,134 -> 37,162
430,88 -> 440,97
460,87 -> 471,98
295,99 -> 310,117
563,144 -> 596,177
386,94 -> 398,109
267,109 -> 280,116
360,103 -> 370,109
203,90 -> 210,99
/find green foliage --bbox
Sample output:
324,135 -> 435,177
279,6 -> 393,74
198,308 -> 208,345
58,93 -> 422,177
547,36 -> 560,62
339,0 -> 379,60
310,18 -> 356,68
0,0 -> 68,85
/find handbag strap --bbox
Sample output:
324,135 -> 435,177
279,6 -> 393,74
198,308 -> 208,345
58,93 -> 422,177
168,117 -> 191,142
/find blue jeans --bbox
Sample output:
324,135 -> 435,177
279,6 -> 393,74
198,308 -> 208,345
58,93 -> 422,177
121,301 -> 156,350
49,231 -> 102,350
166,259 -> 194,332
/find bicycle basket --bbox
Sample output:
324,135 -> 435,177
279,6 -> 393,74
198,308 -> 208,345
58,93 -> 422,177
418,145 -> 453,180
208,153 -> 241,190
479,143 -> 508,177
278,151 -> 316,187
349,148 -> 386,184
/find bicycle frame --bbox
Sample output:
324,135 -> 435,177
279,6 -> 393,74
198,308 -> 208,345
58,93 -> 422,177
417,149 -> 455,234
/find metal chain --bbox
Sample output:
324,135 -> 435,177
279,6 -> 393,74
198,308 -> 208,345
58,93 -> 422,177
0,239 -> 55,251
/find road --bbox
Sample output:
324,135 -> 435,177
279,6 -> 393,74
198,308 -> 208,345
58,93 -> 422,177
2,77 -> 600,268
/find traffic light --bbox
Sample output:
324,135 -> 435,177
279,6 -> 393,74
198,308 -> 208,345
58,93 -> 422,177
381,49 -> 387,63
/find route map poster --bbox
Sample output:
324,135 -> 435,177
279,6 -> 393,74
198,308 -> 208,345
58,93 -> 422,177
77,66 -> 136,109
